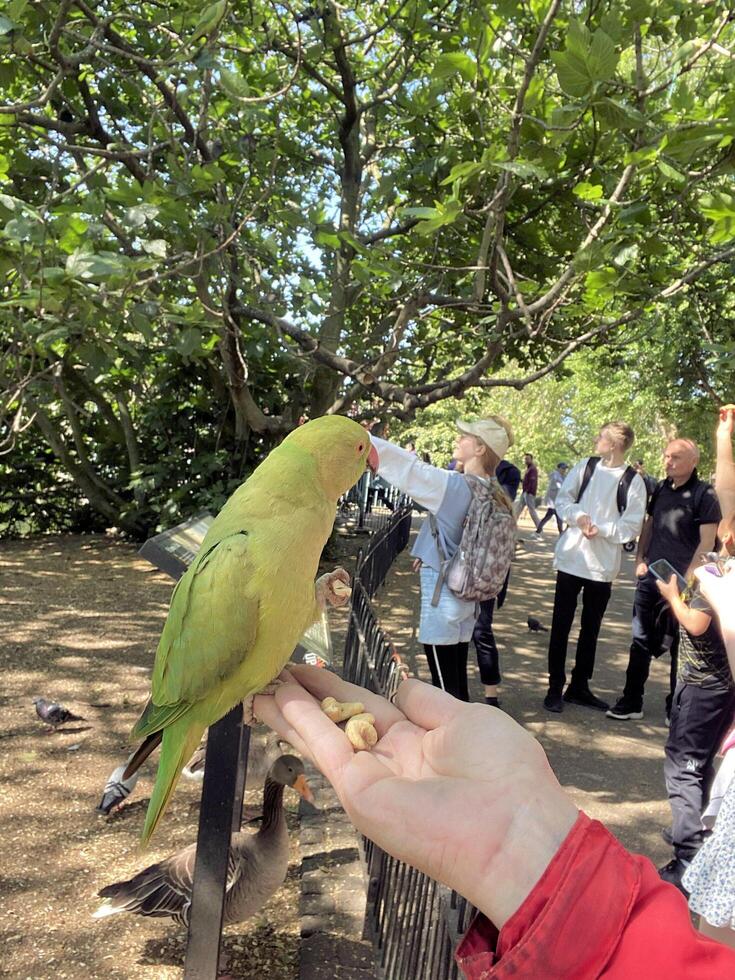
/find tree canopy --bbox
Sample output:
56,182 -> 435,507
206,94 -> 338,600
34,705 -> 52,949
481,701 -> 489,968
1,0 -> 734,535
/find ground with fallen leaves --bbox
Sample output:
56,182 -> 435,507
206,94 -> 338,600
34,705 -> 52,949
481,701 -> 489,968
0,531 -> 360,980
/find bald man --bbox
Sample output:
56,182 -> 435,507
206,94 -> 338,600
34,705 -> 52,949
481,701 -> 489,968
607,439 -> 721,721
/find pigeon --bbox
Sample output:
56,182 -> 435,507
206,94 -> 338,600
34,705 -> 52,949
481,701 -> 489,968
527,616 -> 548,633
33,698 -> 85,728
96,763 -> 140,815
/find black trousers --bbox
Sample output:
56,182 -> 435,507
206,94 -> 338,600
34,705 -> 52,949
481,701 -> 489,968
547,570 -> 612,692
537,507 -> 564,533
622,573 -> 679,712
473,599 -> 500,686
423,642 -> 469,701
664,680 -> 735,860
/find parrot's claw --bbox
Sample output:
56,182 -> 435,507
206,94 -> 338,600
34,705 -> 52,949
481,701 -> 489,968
316,567 -> 352,610
242,696 -> 258,727
243,678 -> 286,727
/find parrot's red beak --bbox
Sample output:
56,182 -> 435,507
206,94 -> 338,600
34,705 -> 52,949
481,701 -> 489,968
367,444 -> 379,475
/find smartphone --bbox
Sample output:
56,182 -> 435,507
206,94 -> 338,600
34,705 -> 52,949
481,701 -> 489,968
649,558 -> 687,593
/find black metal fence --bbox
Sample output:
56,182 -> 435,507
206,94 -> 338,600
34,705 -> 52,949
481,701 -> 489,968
338,473 -> 408,535
342,507 -> 477,980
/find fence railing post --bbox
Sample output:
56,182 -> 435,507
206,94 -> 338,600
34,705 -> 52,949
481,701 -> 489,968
183,705 -> 248,980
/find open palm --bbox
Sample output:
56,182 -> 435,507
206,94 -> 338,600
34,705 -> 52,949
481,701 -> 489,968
255,664 -> 576,928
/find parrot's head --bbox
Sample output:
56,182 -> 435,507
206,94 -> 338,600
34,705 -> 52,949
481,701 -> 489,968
283,415 -> 379,499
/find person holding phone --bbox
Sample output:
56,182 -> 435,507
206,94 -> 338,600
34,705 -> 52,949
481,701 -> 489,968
607,438 -> 721,721
653,532 -> 735,892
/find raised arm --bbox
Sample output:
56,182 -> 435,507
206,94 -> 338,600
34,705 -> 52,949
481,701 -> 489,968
716,405 -> 735,519
369,435 -> 451,515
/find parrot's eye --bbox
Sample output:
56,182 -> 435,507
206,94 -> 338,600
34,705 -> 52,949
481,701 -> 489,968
357,443 -> 364,453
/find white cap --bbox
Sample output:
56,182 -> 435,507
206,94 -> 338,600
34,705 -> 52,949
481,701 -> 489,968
456,417 -> 514,460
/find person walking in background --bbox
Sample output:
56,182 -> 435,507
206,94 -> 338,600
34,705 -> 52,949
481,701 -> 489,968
536,462 -> 569,534
370,417 -> 514,702
514,453 -> 541,530
607,438 -> 721,722
473,457 -> 521,708
544,423 -> 647,714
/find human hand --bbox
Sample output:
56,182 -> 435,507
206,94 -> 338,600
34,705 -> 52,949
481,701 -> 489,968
655,574 -> 681,603
255,665 -> 578,930
694,564 -> 735,627
582,523 -> 599,539
717,404 -> 735,440
635,562 -> 649,578
576,514 -> 593,533
315,568 -> 351,608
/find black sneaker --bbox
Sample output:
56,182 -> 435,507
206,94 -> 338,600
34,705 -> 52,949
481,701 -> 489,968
658,857 -> 690,895
485,696 -> 502,709
563,686 -> 610,711
543,690 -> 563,713
606,699 -> 644,720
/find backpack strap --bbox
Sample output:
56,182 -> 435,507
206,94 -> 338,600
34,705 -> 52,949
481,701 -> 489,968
428,512 -> 448,607
616,465 -> 638,515
575,457 -> 600,505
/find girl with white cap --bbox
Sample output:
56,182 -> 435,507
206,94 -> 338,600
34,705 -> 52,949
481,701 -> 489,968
369,417 -> 514,700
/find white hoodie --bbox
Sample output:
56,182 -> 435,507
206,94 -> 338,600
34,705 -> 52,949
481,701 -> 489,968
554,458 -> 647,583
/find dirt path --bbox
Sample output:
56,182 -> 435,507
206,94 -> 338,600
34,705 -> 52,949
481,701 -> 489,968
374,515 -> 673,861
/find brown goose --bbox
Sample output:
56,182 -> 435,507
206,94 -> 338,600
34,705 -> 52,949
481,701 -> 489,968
93,755 -> 312,927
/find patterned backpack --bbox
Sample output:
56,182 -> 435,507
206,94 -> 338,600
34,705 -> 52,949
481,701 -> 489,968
429,475 -> 516,605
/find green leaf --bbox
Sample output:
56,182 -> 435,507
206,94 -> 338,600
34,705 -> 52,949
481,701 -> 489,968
588,30 -> 618,81
65,249 -> 127,280
0,15 -> 16,35
700,193 -> 735,243
566,19 -> 591,58
219,68 -> 249,100
4,214 -> 44,242
488,159 -> 547,180
124,204 -> 159,228
191,0 -> 226,42
656,160 -> 686,183
624,145 -> 658,165
440,160 -> 484,186
573,182 -> 604,200
434,52 -> 476,83
313,227 -> 340,248
177,328 -> 203,357
552,50 -> 593,99
613,243 -> 639,267
141,238 -> 168,258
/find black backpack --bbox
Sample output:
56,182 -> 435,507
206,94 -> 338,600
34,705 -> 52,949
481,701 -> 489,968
576,456 -> 637,514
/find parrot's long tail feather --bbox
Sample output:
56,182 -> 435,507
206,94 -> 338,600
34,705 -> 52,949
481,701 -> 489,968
141,723 -> 204,846
122,731 -> 163,781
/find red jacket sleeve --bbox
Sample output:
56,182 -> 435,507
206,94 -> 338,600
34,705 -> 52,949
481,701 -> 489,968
455,812 -> 735,979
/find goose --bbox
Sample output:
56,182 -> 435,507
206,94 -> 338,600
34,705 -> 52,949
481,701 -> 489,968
93,755 -> 313,927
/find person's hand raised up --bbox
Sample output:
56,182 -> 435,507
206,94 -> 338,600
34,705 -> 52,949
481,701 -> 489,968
255,665 -> 577,930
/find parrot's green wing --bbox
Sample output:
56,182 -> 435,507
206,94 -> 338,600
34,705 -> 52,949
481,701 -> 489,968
133,532 -> 259,738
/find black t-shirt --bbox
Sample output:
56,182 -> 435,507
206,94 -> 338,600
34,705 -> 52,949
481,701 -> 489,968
646,471 -> 721,575
677,587 -> 733,689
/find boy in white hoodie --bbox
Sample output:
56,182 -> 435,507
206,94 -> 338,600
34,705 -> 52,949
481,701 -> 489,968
544,422 -> 647,713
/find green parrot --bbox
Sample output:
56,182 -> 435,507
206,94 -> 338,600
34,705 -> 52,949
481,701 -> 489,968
125,415 -> 378,845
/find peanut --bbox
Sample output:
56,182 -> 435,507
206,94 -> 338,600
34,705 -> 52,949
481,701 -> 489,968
331,579 -> 352,598
320,697 -> 364,723
345,712 -> 378,751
